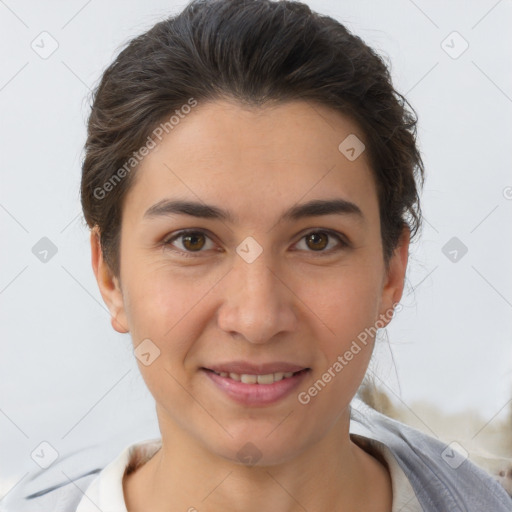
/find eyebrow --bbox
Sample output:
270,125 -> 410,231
143,198 -> 365,224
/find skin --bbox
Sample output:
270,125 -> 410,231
91,99 -> 409,512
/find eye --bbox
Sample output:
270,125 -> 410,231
294,230 -> 348,253
162,228 -> 349,258
162,230 -> 216,256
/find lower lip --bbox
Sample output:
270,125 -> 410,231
202,368 -> 310,406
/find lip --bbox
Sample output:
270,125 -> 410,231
201,367 -> 311,406
204,361 -> 308,375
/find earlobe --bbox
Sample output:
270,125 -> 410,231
110,314 -> 129,334
90,227 -> 129,334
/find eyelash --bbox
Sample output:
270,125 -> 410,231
161,229 -> 349,258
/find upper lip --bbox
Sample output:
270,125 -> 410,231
203,361 -> 309,375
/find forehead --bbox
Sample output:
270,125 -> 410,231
122,99 -> 379,227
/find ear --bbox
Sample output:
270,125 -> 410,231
377,227 -> 410,325
90,227 -> 129,333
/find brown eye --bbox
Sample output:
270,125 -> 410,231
182,232 -> 206,251
163,230 -> 215,256
305,232 -> 328,251
294,230 -> 348,254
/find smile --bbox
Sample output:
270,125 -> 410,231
201,368 -> 310,406
210,369 -> 300,384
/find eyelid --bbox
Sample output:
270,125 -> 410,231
292,228 -> 350,253
162,229 -> 218,258
162,227 -> 350,257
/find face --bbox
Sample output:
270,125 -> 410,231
92,99 -> 408,466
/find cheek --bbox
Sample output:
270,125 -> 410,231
295,270 -> 380,418
122,263 -> 221,353
121,268 -> 207,414
302,264 -> 382,349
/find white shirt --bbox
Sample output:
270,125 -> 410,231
4,400 -> 509,510
75,435 -> 422,512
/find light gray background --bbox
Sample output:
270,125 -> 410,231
1,0 -> 511,497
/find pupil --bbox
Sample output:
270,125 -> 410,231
308,233 -> 327,250
184,233 -> 204,251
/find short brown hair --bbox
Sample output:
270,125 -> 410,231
81,0 -> 425,277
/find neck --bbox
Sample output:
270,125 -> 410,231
123,407 -> 392,512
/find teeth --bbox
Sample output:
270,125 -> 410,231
214,370 -> 299,383
257,374 -> 274,384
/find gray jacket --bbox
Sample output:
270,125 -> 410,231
1,402 -> 510,511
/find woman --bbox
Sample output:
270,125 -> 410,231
6,0 -> 511,510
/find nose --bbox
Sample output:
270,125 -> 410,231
217,251 -> 298,344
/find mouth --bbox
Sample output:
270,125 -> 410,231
203,368 -> 309,384
200,366 -> 311,406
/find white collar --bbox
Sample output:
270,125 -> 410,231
75,411 -> 420,512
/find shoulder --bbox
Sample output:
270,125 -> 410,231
0,443 -> 113,512
350,399 -> 512,512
